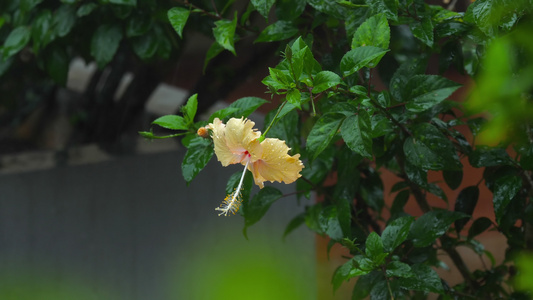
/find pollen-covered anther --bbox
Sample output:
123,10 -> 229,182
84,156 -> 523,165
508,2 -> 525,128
215,190 -> 243,216
215,160 -> 249,216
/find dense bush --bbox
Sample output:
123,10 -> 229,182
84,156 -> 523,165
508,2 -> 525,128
2,0 -> 533,298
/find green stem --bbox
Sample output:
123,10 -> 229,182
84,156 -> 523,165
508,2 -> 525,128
259,100 -> 287,142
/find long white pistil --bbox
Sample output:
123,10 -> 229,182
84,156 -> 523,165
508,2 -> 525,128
215,160 -> 249,216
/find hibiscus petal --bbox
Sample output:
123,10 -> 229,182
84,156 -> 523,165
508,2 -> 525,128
249,138 -> 304,188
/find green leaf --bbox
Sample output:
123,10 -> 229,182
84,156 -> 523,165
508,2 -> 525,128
403,123 -> 462,171
307,0 -> 347,19
490,174 -> 522,223
251,0 -> 275,18
21,0 -> 43,12
126,13 -> 152,37
227,96 -> 269,118
168,7 -> 189,39
203,41 -> 224,71
365,232 -> 385,261
405,75 -> 461,113
386,261 -> 414,278
53,4 -> 76,37
340,110 -> 372,158
152,115 -> 188,130
398,264 -> 443,293
243,186 -> 283,233
468,217 -> 493,239
443,169 -> 463,190
77,3 -> 97,17
312,71 -> 342,93
352,272 -> 383,300
409,17 -> 434,47
286,89 -> 301,109
181,94 -> 198,124
382,216 -> 414,252
464,0 -> 498,36
109,0 -> 136,6
364,0 -> 399,21
306,113 -> 345,160
91,24 -> 123,68
44,46 -> 69,85
213,13 -> 238,55
352,13 -> 390,49
32,10 -> 54,53
209,107 -> 241,122
255,20 -> 299,43
2,26 -> 31,59
283,212 -> 305,239
276,0 -> 306,21
319,205 -> 344,240
454,186 -> 479,232
390,190 -> 409,217
333,258 -> 367,291
340,46 -> 389,76
389,58 -> 427,102
469,146 -> 514,167
409,210 -> 469,247
131,33 -> 158,60
181,137 -> 214,183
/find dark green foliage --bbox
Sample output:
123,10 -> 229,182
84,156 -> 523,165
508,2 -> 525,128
3,0 -> 533,298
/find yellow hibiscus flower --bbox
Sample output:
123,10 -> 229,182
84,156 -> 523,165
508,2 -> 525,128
206,117 -> 304,216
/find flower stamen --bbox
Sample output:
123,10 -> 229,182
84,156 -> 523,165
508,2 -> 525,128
215,160 -> 249,216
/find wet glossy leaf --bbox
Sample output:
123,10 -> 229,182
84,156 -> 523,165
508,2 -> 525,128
386,261 -> 414,278
319,205 -> 344,240
469,146 -> 514,167
243,186 -> 282,233
312,71 -> 342,93
365,232 -> 385,261
340,110 -> 372,158
382,216 -> 414,252
409,210 -> 468,247
352,13 -> 390,49
340,46 -> 389,76
403,123 -> 462,171
181,137 -> 214,183
454,186 -> 479,232
405,75 -> 461,113
251,0 -> 275,18
168,7 -> 189,39
286,89 -> 301,109
255,20 -> 299,42
490,174 -> 522,222
306,113 -> 345,160
398,263 -> 444,293
410,17 -> 434,47
364,0 -> 399,21
213,13 -> 237,55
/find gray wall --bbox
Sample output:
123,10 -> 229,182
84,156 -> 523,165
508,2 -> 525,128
0,149 -> 316,300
